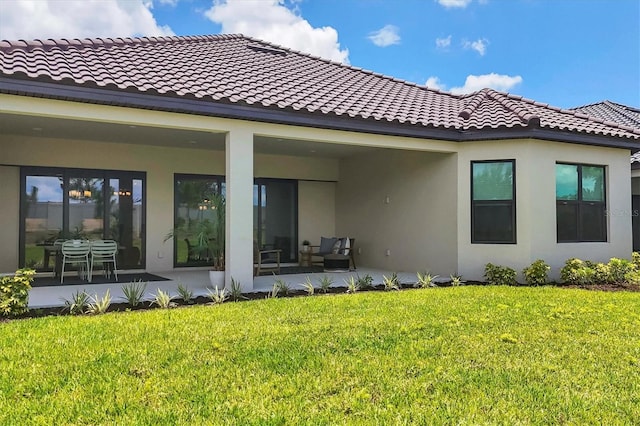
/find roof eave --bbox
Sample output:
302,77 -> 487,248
1,77 -> 637,150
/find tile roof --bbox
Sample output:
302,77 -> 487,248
571,101 -> 640,164
1,34 -> 639,141
571,101 -> 640,130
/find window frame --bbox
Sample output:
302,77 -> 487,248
555,162 -> 607,243
470,159 -> 517,244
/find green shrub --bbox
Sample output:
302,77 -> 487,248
87,290 -> 112,315
522,260 -> 550,286
0,268 -> 35,317
607,258 -> 637,283
624,270 -> 640,285
589,262 -> 611,284
484,263 -> 517,286
560,258 -> 594,285
356,274 -> 374,290
632,252 -> 640,269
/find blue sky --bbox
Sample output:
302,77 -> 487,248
1,0 -> 638,109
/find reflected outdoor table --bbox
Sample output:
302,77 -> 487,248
38,244 -> 63,278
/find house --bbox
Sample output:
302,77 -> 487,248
570,101 -> 640,251
1,34 -> 638,290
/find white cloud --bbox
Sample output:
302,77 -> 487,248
425,76 -> 446,91
368,25 -> 400,47
450,73 -> 523,94
463,38 -> 489,56
435,35 -> 452,49
205,0 -> 349,63
0,0 -> 174,40
437,0 -> 473,8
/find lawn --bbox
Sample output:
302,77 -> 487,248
1,286 -> 639,424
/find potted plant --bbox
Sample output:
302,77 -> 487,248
302,240 -> 310,253
164,193 -> 226,288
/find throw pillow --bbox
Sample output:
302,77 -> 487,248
319,237 -> 337,255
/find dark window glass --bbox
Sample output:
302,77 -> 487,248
556,163 -> 606,242
471,160 -> 515,244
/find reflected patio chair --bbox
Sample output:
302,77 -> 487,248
90,240 -> 118,282
60,239 -> 91,284
254,241 -> 281,276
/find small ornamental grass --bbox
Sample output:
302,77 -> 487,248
449,274 -> 465,287
62,290 -> 90,315
176,283 -> 193,304
415,271 -> 438,288
208,286 -> 228,304
120,280 -> 147,307
229,278 -> 248,301
87,289 -> 111,315
301,276 -> 315,295
318,275 -> 333,293
382,274 -> 400,291
151,289 -> 175,309
345,276 -> 360,294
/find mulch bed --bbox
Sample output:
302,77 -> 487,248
4,281 -> 638,321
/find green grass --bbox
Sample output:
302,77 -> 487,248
1,287 -> 639,424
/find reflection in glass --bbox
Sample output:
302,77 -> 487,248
68,177 -> 104,240
24,175 -> 63,269
472,162 -> 513,200
581,166 -> 604,202
556,164 -> 578,200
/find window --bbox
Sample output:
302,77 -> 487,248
471,160 -> 516,243
21,167 -> 145,271
556,163 -> 606,242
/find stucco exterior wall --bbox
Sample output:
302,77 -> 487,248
0,134 -> 339,273
457,139 -> 633,282
298,181 -> 336,247
336,149 -> 458,276
0,166 -> 20,272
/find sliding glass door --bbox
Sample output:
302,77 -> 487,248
254,179 -> 298,263
20,167 -> 145,271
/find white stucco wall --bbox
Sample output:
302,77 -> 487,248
457,139 -> 633,282
336,149 -> 458,276
0,166 -> 20,272
298,181 -> 336,248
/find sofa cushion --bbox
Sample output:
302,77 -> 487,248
319,237 -> 337,255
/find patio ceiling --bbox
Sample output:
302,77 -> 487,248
0,112 -> 379,159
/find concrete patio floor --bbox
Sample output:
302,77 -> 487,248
28,268 -> 432,308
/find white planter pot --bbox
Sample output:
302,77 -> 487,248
209,270 -> 225,289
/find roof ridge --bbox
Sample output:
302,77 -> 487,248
494,92 -> 640,135
484,89 -> 541,126
0,34 -> 243,53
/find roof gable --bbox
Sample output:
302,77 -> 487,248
1,34 -> 639,142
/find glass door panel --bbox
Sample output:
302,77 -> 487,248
107,176 -> 145,269
254,179 -> 297,262
24,174 -> 64,270
68,176 -> 104,239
